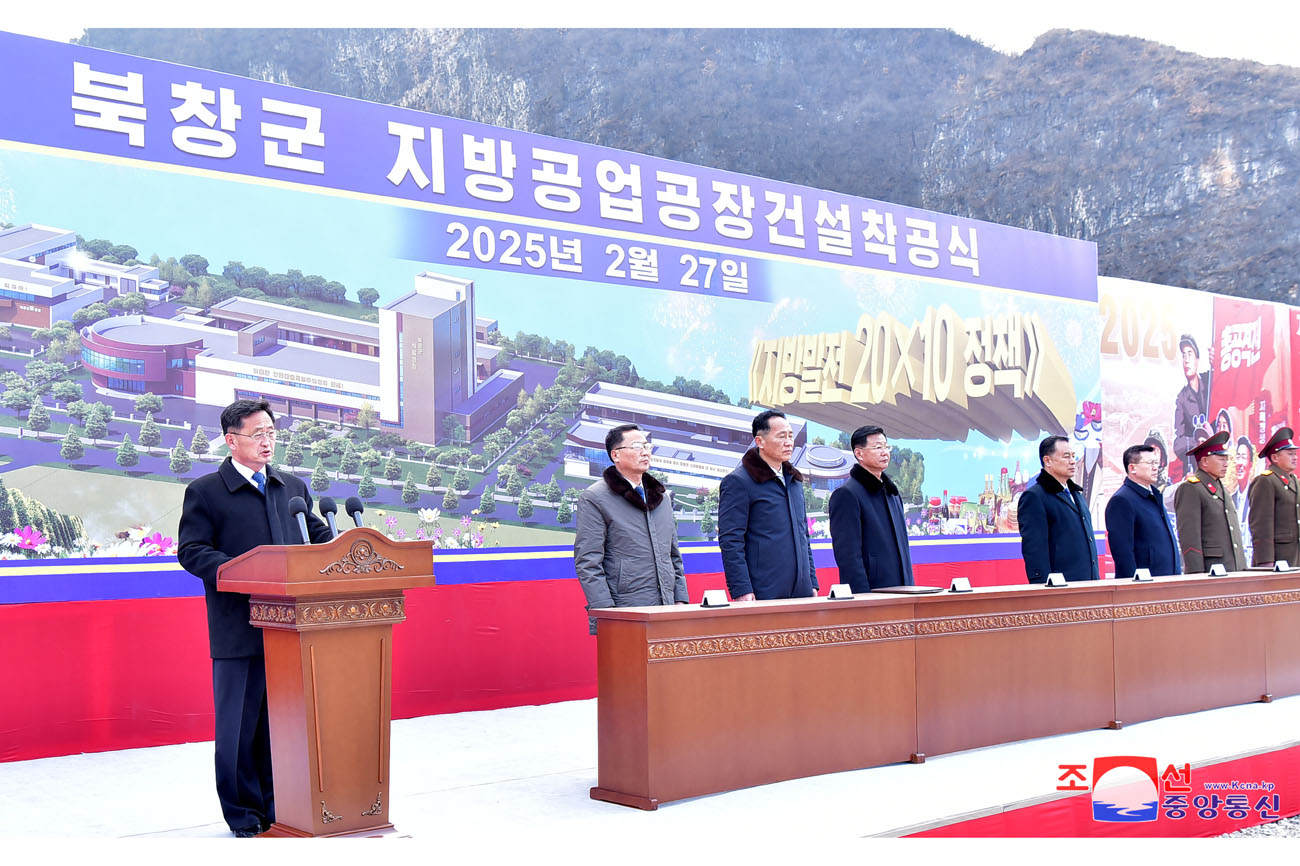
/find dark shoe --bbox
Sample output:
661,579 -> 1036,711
232,825 -> 262,838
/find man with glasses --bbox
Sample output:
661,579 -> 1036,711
718,409 -> 818,600
1017,435 -> 1100,583
1247,426 -> 1300,568
1174,431 -> 1246,573
178,399 -> 332,837
574,423 -> 687,633
1104,443 -> 1182,578
828,424 -> 914,591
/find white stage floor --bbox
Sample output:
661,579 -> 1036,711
2,695 -> 1298,857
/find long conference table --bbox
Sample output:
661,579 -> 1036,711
589,570 -> 1300,810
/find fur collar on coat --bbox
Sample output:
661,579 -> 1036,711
741,447 -> 805,484
603,464 -> 665,511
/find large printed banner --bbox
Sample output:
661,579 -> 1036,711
0,31 -> 1099,591
1098,277 -> 1298,563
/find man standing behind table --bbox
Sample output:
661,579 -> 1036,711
1104,443 -> 1181,578
1247,426 -> 1300,568
573,423 -> 688,634
1018,435 -> 1100,583
177,399 -> 332,838
828,424 -> 914,591
719,410 -> 818,600
1174,431 -> 1247,574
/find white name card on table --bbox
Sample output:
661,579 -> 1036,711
1209,564 -> 1228,576
1045,573 -> 1067,587
1132,568 -> 1154,582
700,590 -> 731,607
948,577 -> 973,593
1275,561 -> 1292,572
827,584 -> 854,600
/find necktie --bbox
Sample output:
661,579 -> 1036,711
635,484 -> 645,500
252,471 -> 266,494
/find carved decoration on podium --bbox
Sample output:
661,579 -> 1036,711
362,792 -> 383,816
319,538 -> 404,576
320,800 -> 342,824
249,596 -> 406,628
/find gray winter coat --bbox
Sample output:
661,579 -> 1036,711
574,466 -> 688,633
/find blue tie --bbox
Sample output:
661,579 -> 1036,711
635,484 -> 645,500
252,471 -> 266,494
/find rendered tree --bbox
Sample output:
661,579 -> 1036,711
507,472 -> 525,499
52,380 -> 82,403
425,463 -> 442,489
190,425 -> 210,457
358,467 -> 376,499
284,435 -> 305,468
479,484 -> 496,514
701,508 -> 715,538
116,434 -> 139,469
170,438 -> 191,475
339,441 -> 359,475
134,392 -> 163,416
66,399 -> 92,424
61,426 -> 85,462
441,488 -> 459,511
311,461 -> 329,493
453,468 -> 470,492
556,498 -> 572,524
138,412 -> 162,454
516,496 -> 534,521
356,401 -> 378,432
402,473 -> 419,504
384,455 -> 402,486
545,479 -> 562,503
27,401 -> 51,433
1,387 -> 34,419
84,410 -> 108,443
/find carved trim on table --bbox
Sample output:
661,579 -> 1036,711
320,800 -> 342,824
362,792 -> 383,817
249,596 -> 405,628
915,605 -> 1114,635
319,537 -> 404,576
1113,589 -> 1300,619
648,621 -> 915,660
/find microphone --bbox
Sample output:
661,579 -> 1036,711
345,496 -> 365,528
288,496 -> 311,544
318,496 -> 340,539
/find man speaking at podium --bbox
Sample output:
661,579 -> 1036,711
178,399 -> 332,837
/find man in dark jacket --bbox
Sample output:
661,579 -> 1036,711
574,423 -> 687,633
1105,443 -> 1182,578
178,399 -> 332,837
1172,334 -> 1211,478
719,410 -> 818,600
1018,435 -> 1099,583
828,424 -> 914,591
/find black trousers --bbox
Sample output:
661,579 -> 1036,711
212,656 -> 275,832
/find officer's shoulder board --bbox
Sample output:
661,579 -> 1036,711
1186,475 -> 1200,484
1262,469 -> 1274,476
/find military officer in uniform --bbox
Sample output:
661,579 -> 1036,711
1174,431 -> 1246,573
1247,426 -> 1300,568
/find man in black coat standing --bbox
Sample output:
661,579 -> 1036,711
1018,435 -> 1100,583
1104,443 -> 1182,578
177,399 -> 331,837
828,424 -> 914,591
718,409 -> 818,600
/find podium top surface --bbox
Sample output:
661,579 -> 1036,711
217,527 -> 435,598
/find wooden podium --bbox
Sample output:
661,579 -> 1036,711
217,527 -> 434,838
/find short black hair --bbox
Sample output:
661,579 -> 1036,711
1122,444 -> 1154,472
752,409 -> 786,438
850,425 -> 886,450
1039,435 -> 1069,466
221,399 -> 274,434
605,423 -> 641,459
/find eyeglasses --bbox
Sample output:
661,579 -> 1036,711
230,429 -> 277,443
613,442 -> 651,454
